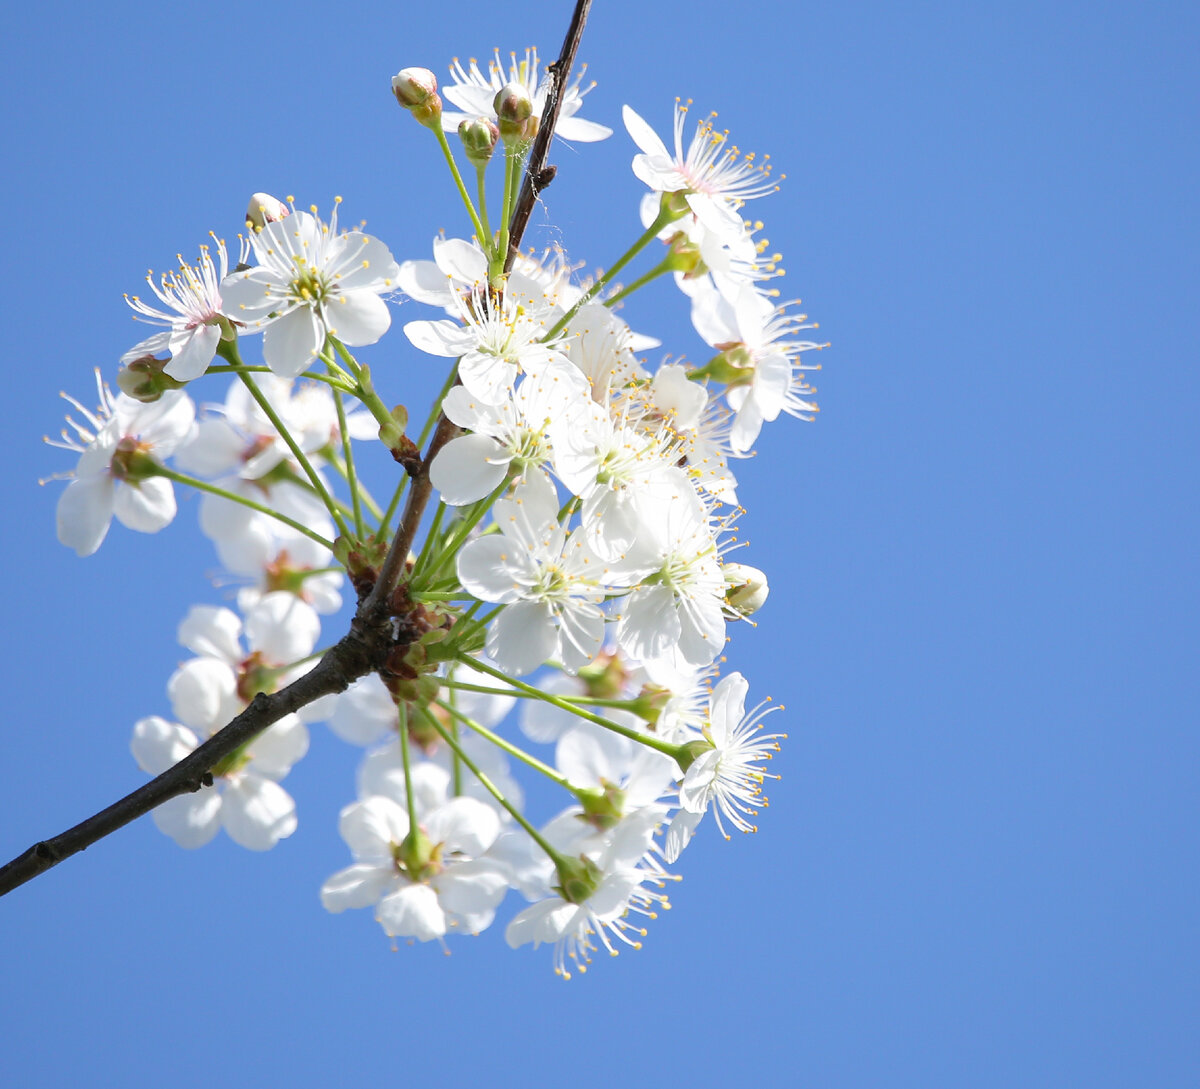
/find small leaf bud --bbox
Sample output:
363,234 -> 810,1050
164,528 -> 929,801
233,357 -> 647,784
392,68 -> 443,129
458,117 -> 500,168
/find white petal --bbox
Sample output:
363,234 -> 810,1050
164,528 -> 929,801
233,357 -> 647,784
165,323 -> 221,382
403,318 -> 470,357
177,605 -> 242,662
435,860 -> 510,915
423,796 -> 500,857
221,776 -> 297,850
376,883 -> 445,941
457,537 -> 526,603
56,475 -> 114,556
320,864 -> 394,913
324,289 -> 391,347
247,714 -> 309,779
152,790 -> 222,848
130,716 -> 199,776
244,592 -> 321,662
339,795 -> 408,859
622,105 -> 671,160
663,808 -> 703,863
168,657 -> 240,735
262,307 -> 322,377
112,477 -> 176,534
430,433 -> 508,506
487,602 -> 558,676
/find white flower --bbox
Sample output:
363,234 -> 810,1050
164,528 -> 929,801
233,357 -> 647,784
122,233 -> 249,381
404,278 -> 572,404
456,473 -> 611,676
691,282 -> 822,453
623,102 -> 779,244
48,376 -> 195,556
320,794 -> 509,942
431,365 -> 588,505
663,672 -> 784,862
504,807 -> 671,978
442,48 -> 612,143
221,202 -> 400,376
131,714 -> 307,851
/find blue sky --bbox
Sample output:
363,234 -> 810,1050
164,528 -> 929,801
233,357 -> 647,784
2,1 -> 1197,1086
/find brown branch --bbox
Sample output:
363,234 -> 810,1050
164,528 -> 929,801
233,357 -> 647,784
0,0 -> 597,899
505,0 -> 594,272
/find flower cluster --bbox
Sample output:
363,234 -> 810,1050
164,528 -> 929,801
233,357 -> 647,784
46,48 -> 821,977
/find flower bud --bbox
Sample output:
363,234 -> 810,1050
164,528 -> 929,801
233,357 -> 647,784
245,193 -> 289,232
116,353 -> 187,403
494,80 -> 534,143
724,562 -> 769,616
392,68 -> 443,129
458,117 -> 500,168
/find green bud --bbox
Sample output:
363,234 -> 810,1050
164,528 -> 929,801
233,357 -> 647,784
576,781 -> 628,831
394,827 -> 442,882
675,738 -> 713,774
116,353 -> 187,403
392,68 -> 443,129
459,117 -> 500,168
494,81 -> 534,143
553,854 -> 603,905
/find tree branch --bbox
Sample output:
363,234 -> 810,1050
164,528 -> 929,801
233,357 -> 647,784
0,0 -> 597,899
505,0 -> 594,273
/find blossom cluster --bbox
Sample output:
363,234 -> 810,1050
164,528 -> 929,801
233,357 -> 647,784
46,50 -> 823,977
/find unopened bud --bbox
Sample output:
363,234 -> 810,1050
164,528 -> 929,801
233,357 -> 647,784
724,563 -> 769,616
116,353 -> 187,403
392,68 -> 443,128
459,117 -> 500,168
494,81 -> 534,143
245,193 -> 289,232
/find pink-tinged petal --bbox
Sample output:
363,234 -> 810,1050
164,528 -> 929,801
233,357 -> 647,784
56,475 -> 114,556
376,883 -> 445,941
430,433 -> 508,506
339,796 -> 408,860
403,318 -> 471,357
457,536 -> 526,603
663,808 -> 703,863
113,476 -> 175,533
248,715 -> 309,780
221,776 -> 297,850
324,289 -> 391,347
262,307 -> 323,377
165,323 -> 221,382
131,716 -> 199,776
424,797 -> 500,857
487,602 -> 558,676
320,864 -> 394,913
622,105 -> 671,161
152,790 -> 222,848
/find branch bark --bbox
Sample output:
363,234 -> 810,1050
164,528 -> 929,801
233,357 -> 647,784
0,0 -> 596,899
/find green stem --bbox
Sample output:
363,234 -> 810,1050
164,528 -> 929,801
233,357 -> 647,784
206,364 -> 355,394
433,125 -> 488,246
476,165 -> 493,245
603,257 -> 673,307
415,705 -> 563,865
460,656 -> 685,766
435,699 -> 570,789
220,346 -> 351,539
542,206 -> 679,342
398,702 -> 419,830
154,466 -> 334,551
333,387 -> 364,537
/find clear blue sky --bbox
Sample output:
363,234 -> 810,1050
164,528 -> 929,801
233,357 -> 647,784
2,1 -> 1197,1086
